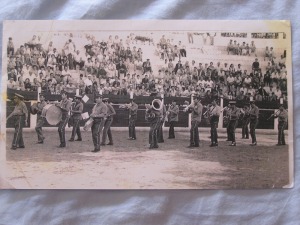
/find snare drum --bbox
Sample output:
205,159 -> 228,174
30,103 -> 38,115
42,104 -> 62,125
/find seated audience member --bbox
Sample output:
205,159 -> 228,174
252,58 -> 260,73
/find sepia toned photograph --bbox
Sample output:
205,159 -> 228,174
0,20 -> 293,189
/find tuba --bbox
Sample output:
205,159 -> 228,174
151,99 -> 163,111
146,99 -> 163,111
145,99 -> 163,122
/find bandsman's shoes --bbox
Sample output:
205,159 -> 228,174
91,149 -> 100,152
229,142 -> 236,146
107,142 -> 113,145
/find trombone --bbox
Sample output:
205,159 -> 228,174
266,109 -> 288,120
119,103 -> 132,109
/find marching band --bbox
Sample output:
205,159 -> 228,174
6,93 -> 289,152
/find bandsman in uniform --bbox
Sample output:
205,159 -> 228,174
249,100 -> 259,146
101,98 -> 116,146
224,103 -> 232,142
241,104 -> 250,139
35,93 -> 47,144
69,95 -> 83,142
187,95 -> 203,148
209,99 -> 221,147
56,91 -> 72,148
228,101 -> 240,146
7,93 -> 29,150
157,97 -> 167,143
167,99 -> 179,139
274,104 -> 288,146
128,98 -> 138,140
145,102 -> 161,149
90,94 -> 107,152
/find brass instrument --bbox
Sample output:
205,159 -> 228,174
119,103 -> 132,109
266,109 -> 288,120
145,99 -> 163,111
220,106 -> 229,113
183,102 -> 194,112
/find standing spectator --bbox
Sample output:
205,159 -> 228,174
252,58 -> 260,73
7,37 -> 14,57
142,59 -> 152,74
116,60 -> 127,79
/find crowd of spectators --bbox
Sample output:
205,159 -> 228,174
6,33 -> 288,103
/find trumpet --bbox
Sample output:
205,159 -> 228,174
220,106 -> 228,113
267,109 -> 281,120
203,105 -> 215,118
183,102 -> 194,112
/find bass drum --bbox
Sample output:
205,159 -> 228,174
42,104 -> 62,125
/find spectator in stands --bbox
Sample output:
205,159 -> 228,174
116,60 -> 127,79
244,74 -> 252,86
250,41 -> 256,56
84,74 -> 93,94
252,58 -> 260,73
274,86 -> 282,99
7,78 -> 16,89
142,59 -> 152,74
236,90 -> 245,100
7,37 -> 15,57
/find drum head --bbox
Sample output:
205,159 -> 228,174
45,105 -> 62,125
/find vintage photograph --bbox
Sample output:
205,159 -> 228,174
0,20 -> 293,189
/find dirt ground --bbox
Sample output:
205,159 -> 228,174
3,129 -> 290,189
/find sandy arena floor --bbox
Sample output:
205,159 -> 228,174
3,129 -> 290,189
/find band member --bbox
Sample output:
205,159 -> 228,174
223,104 -> 232,141
167,99 -> 179,139
145,103 -> 161,149
157,97 -> 166,143
274,104 -> 288,146
56,91 -> 72,148
90,94 -> 107,152
69,95 -> 83,142
35,93 -> 47,144
249,100 -> 259,146
128,98 -> 138,140
241,104 -> 250,139
7,93 -> 28,150
209,99 -> 221,147
101,98 -> 116,146
187,95 -> 203,148
228,101 -> 240,146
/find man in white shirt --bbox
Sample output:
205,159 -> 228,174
227,74 -> 235,86
247,85 -> 256,96
239,84 -> 248,96
84,74 -> 93,94
243,75 -> 252,86
274,86 -> 282,99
